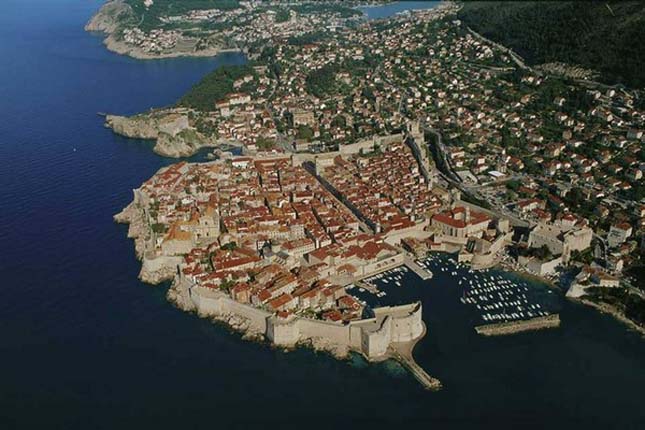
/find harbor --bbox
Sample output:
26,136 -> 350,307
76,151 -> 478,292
348,253 -> 561,334
404,255 -> 434,280
350,263 -> 427,305
459,271 -> 558,324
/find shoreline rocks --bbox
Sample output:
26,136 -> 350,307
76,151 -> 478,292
166,276 -> 266,342
114,201 -> 148,260
103,33 -> 235,60
86,0 -> 237,60
85,0 -> 132,34
575,298 -> 645,337
105,113 -> 224,158
115,200 -> 180,284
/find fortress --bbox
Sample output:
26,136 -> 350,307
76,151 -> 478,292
175,273 -> 425,361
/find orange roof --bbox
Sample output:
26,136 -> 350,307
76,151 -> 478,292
267,293 -> 294,311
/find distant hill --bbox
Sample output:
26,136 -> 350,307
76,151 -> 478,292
457,1 -> 645,89
124,0 -> 241,31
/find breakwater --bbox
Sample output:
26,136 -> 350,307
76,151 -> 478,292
396,352 -> 442,391
475,314 -> 560,336
389,324 -> 442,390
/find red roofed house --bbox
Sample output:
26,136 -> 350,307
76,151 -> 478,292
432,206 -> 490,242
267,293 -> 297,312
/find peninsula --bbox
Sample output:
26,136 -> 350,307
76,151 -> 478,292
105,0 -> 644,381
86,0 -> 370,60
116,146 -> 443,389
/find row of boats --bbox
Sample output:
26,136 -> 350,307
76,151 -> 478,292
348,253 -> 557,326
364,265 -> 410,289
415,257 -> 444,276
423,255 -> 556,324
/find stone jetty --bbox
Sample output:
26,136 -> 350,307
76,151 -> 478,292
474,314 -> 560,336
390,324 -> 442,391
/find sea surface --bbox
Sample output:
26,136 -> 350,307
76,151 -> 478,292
358,1 -> 441,19
0,1 -> 643,429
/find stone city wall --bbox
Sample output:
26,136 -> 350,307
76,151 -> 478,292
190,286 -> 271,334
187,282 -> 424,360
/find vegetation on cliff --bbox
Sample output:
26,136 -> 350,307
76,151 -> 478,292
124,0 -> 240,31
585,287 -> 645,327
458,1 -> 645,88
178,64 -> 256,111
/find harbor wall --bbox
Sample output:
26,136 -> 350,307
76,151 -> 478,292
519,255 -> 562,276
470,232 -> 512,269
474,314 -> 560,336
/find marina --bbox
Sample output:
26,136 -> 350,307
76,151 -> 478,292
422,253 -> 561,326
3,1 -> 645,428
348,253 -> 560,331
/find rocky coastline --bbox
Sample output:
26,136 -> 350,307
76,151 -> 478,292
574,298 -> 645,337
165,275 -> 356,359
86,0 -> 236,60
102,33 -> 237,61
105,113 -> 235,158
114,200 -> 180,284
114,201 -> 148,261
85,0 -> 131,34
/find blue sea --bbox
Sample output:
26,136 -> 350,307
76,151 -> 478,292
358,1 -> 441,19
1,1 -> 644,429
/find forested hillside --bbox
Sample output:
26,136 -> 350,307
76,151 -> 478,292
458,1 -> 645,88
178,64 -> 256,111
124,0 -> 240,31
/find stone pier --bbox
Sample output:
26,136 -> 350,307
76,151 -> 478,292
475,314 -> 560,336
404,256 -> 433,280
390,324 -> 442,390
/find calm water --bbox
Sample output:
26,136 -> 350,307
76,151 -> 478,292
1,1 -> 644,429
359,1 -> 441,20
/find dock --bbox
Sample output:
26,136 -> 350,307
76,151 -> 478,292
396,352 -> 442,390
390,324 -> 442,391
475,314 -> 560,336
404,256 -> 433,280
355,280 -> 380,294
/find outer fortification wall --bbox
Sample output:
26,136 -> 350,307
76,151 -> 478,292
188,283 -> 424,360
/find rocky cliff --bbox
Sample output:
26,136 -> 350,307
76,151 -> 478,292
106,113 -> 219,158
106,114 -> 159,140
85,0 -> 132,33
86,1 -> 231,60
114,200 -> 182,284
